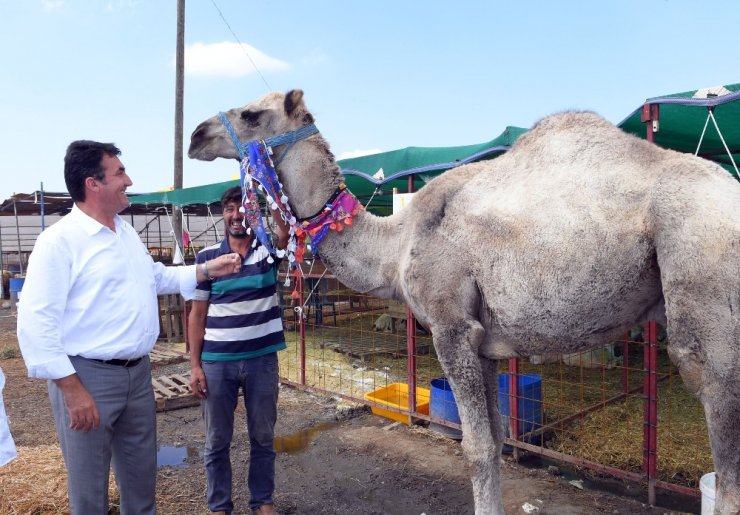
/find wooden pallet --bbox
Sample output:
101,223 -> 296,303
152,372 -> 199,412
321,334 -> 432,361
149,344 -> 188,367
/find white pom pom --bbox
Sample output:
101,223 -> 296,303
281,195 -> 288,204
246,227 -> 251,234
289,216 -> 297,225
271,202 -> 278,210
266,195 -> 274,203
267,255 -> 274,264
252,239 -> 258,248
284,276 -> 291,287
288,254 -> 296,262
276,248 -> 286,258
239,206 -> 246,214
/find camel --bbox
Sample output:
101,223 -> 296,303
189,89 -> 740,515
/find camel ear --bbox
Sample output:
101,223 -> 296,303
284,89 -> 305,118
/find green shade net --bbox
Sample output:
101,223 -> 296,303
618,83 -> 740,179
129,126 -> 528,215
130,82 -> 740,213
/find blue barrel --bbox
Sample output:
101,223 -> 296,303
9,277 -> 25,309
9,278 -> 24,293
498,373 -> 542,440
430,377 -> 462,439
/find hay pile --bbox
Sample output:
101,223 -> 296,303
0,445 -> 119,514
549,387 -> 713,487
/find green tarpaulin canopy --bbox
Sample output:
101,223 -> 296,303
618,83 -> 740,178
129,126 -> 527,212
129,82 -> 740,212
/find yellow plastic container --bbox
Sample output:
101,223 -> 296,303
364,383 -> 431,424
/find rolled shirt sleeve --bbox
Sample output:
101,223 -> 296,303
17,236 -> 76,380
151,261 -> 198,300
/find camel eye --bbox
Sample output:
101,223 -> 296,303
240,110 -> 262,126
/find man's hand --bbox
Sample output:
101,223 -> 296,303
207,253 -> 242,277
54,374 -> 100,431
189,366 -> 208,400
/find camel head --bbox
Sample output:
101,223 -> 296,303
189,89 -> 342,220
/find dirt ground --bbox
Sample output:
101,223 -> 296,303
0,311 -> 699,514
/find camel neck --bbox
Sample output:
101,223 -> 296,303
313,209 -> 404,300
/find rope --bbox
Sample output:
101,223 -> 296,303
363,187 -> 382,210
708,110 -> 739,176
209,0 -> 272,92
160,205 -> 186,265
206,204 -> 221,245
694,109 -> 739,177
694,112 -> 711,156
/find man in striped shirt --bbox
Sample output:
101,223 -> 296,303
189,186 -> 289,515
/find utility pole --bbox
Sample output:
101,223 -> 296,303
172,0 -> 185,262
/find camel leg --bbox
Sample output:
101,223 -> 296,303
432,319 -> 505,515
666,303 -> 740,514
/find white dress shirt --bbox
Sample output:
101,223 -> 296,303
17,204 -> 197,380
0,367 -> 16,467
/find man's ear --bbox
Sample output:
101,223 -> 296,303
85,176 -> 99,193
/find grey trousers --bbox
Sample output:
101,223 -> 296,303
49,355 -> 156,515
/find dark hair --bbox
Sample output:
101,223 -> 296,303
221,186 -> 242,208
64,140 -> 121,201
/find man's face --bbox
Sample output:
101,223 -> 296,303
223,200 -> 247,239
95,154 -> 133,213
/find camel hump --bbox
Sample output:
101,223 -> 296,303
531,110 -> 611,132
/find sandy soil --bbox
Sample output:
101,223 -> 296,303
0,311 -> 698,514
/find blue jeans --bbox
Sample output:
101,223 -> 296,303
202,353 -> 279,512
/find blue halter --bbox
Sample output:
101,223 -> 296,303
218,112 -> 319,165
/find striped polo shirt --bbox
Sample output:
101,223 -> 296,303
194,239 -> 286,361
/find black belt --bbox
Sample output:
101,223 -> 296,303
89,357 -> 144,368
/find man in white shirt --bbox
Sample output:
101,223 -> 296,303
0,367 -> 16,467
17,140 -> 241,515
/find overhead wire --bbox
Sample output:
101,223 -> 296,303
209,0 -> 272,92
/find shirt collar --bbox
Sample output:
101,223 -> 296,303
221,237 -> 255,262
70,203 -> 123,236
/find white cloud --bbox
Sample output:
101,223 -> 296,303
337,149 -> 383,160
42,0 -> 64,12
185,41 -> 289,78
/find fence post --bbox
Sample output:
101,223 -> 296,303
622,333 -> 630,394
642,320 -> 658,505
509,357 -> 520,461
299,272 -> 306,386
406,306 -> 417,424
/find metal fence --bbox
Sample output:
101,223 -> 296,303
276,265 -> 711,504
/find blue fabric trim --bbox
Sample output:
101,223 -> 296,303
202,341 -> 287,361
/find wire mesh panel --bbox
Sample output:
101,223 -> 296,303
276,263 -> 711,497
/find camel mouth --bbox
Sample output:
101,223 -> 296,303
187,146 -> 216,161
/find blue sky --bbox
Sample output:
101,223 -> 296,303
1,1 -> 739,201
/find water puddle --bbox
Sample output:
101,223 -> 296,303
156,445 -> 200,468
273,421 -> 338,454
517,454 -> 700,513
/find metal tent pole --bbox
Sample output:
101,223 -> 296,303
13,199 -> 23,275
406,174 -> 418,424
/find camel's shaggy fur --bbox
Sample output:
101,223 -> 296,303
189,90 -> 740,515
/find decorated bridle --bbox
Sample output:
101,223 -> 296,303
218,112 -> 364,272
